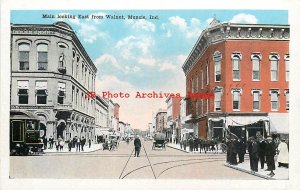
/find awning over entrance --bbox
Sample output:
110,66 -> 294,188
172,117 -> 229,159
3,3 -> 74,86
226,116 -> 269,126
181,123 -> 194,133
269,113 -> 289,134
95,128 -> 110,136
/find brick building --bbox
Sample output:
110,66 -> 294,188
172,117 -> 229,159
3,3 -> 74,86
182,19 -> 289,140
165,97 -> 181,142
10,22 -> 97,142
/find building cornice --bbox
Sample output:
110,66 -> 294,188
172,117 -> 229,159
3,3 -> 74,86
11,22 -> 97,73
182,23 -> 290,76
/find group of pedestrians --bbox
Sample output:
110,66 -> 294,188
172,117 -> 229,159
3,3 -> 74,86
227,135 -> 289,177
43,135 -> 91,152
180,137 -> 219,153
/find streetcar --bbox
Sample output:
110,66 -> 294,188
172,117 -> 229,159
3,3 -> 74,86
10,110 -> 44,155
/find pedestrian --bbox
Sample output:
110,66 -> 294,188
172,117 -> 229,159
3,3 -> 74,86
180,139 -> 183,149
43,136 -> 47,150
183,139 -> 187,150
250,137 -> 259,172
277,138 -> 289,168
247,137 -> 254,171
237,138 -> 246,163
49,136 -> 54,149
194,137 -> 199,151
258,135 -> 267,169
134,135 -> 141,157
76,136 -> 81,152
57,135 -> 64,151
226,136 -> 232,163
230,137 -> 238,165
88,139 -> 91,148
81,136 -> 86,151
265,136 -> 276,177
189,137 -> 194,152
68,140 -> 72,152
55,140 -> 59,151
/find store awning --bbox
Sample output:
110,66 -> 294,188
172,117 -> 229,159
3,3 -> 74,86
269,113 -> 289,134
95,128 -> 110,136
226,116 -> 269,126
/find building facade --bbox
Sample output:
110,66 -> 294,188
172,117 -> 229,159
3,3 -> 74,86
165,97 -> 181,143
95,95 -> 109,142
182,19 -> 289,141
11,22 -> 97,142
155,109 -> 167,133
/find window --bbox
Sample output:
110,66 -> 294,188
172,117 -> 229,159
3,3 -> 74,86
285,55 -> 289,81
232,53 -> 241,81
82,64 -> 85,84
196,73 -> 198,92
251,54 -> 261,81
270,54 -> 279,81
196,100 -> 198,115
37,44 -> 48,70
76,89 -> 79,108
232,89 -> 241,111
35,81 -> 47,104
213,51 -> 222,82
19,44 -> 30,70
17,81 -> 29,104
206,99 -> 209,113
57,82 -> 66,104
252,90 -> 261,111
206,64 -> 209,85
214,89 -> 222,111
270,90 -> 279,111
201,69 -> 204,89
285,90 -> 289,111
201,99 -> 204,114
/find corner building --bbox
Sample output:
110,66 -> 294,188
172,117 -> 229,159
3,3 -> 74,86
11,22 -> 97,141
182,19 -> 289,140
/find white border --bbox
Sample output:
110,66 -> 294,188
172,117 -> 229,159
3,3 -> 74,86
1,0 -> 300,190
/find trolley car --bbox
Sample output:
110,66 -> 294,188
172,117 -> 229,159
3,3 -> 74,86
10,110 -> 44,155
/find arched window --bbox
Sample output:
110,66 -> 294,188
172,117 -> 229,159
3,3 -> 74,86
251,54 -> 261,81
37,44 -> 48,70
231,52 -> 242,81
270,53 -> 280,81
18,43 -> 30,70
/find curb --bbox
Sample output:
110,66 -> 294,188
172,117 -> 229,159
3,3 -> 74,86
166,144 -> 189,153
224,163 -> 274,180
43,147 -> 102,155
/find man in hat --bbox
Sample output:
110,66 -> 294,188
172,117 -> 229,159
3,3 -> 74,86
251,137 -> 260,172
265,136 -> 276,177
134,135 -> 141,157
247,137 -> 254,171
258,135 -> 267,169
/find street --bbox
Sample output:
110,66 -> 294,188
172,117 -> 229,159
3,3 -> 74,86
10,140 -> 261,179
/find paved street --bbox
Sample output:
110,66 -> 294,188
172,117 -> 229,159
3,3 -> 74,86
10,140 -> 261,179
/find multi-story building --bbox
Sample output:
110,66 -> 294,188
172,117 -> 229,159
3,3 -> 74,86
10,22 -> 97,141
95,95 -> 109,142
182,19 -> 289,140
148,122 -> 156,138
165,97 -> 181,142
114,103 -> 120,131
155,109 -> 167,133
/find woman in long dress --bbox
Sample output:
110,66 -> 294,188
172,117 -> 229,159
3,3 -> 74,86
277,139 -> 289,168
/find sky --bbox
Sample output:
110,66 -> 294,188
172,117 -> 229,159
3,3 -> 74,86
11,10 -> 288,130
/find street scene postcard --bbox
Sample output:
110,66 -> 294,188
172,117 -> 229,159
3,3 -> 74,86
1,1 -> 300,189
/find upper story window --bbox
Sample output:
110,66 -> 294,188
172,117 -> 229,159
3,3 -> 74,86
269,89 -> 280,111
201,69 -> 204,89
35,81 -> 48,104
251,53 -> 261,81
206,63 -> 209,85
17,81 -> 29,104
19,43 -> 30,70
214,87 -> 223,111
57,82 -> 66,104
285,54 -> 289,81
196,73 -> 198,92
37,44 -> 48,70
213,51 -> 222,82
251,89 -> 262,111
232,52 -> 242,81
232,89 -> 242,111
270,53 -> 280,81
285,90 -> 289,111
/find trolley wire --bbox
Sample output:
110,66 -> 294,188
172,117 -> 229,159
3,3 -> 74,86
142,143 -> 157,179
118,148 -> 134,179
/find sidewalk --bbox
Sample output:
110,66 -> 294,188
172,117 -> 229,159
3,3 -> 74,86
166,142 -> 224,154
224,157 -> 289,180
43,143 -> 103,154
